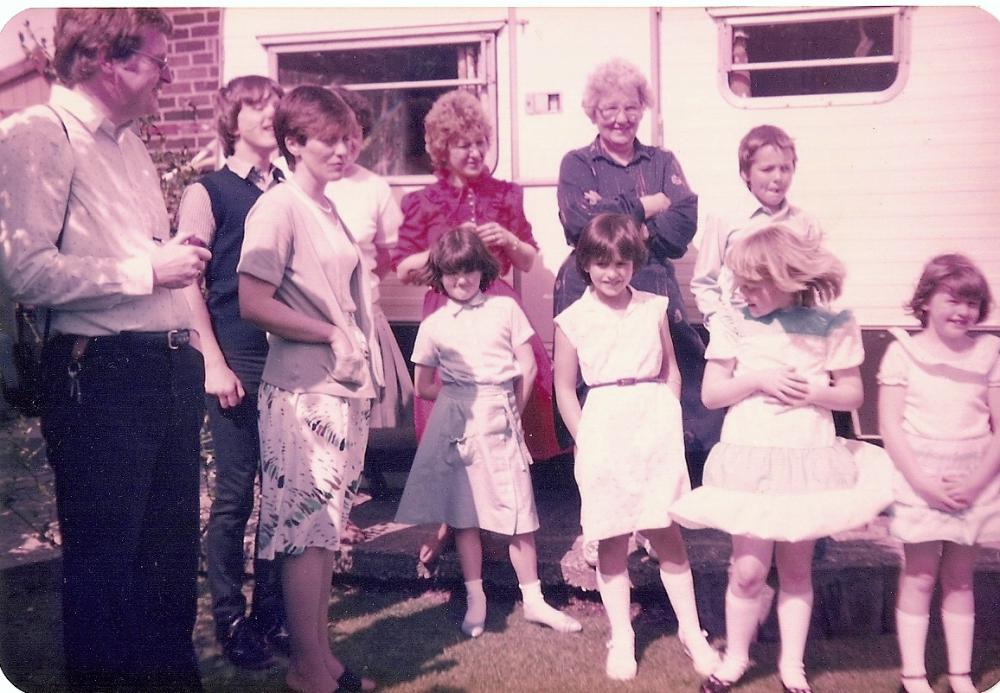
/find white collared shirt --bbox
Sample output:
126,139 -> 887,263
691,194 -> 823,331
411,292 -> 534,385
0,85 -> 190,335
325,164 -> 402,303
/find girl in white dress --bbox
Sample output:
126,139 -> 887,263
553,213 -> 720,682
394,228 -> 581,639
669,225 -> 892,693
877,254 -> 1000,693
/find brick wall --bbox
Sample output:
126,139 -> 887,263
150,8 -> 222,156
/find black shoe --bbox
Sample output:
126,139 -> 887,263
221,616 -> 273,670
262,620 -> 291,656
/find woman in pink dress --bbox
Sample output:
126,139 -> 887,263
393,89 -> 563,463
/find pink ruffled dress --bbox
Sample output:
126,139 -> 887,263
670,306 -> 893,542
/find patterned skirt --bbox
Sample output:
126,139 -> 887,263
256,383 -> 371,558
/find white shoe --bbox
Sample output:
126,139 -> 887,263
679,628 -> 722,678
605,635 -> 637,680
582,539 -> 599,568
461,618 -> 484,638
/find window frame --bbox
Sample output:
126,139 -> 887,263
710,6 -> 911,109
259,21 -> 502,183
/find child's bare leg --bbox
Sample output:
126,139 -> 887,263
896,541 -> 942,693
774,540 -> 816,690
644,525 -> 720,676
454,527 -> 486,637
713,536 -> 773,685
283,548 -> 339,693
508,532 -> 581,633
597,534 -> 636,680
939,542 -> 979,693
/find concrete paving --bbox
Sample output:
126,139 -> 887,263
341,455 -> 1000,641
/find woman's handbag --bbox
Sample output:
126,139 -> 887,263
1,305 -> 51,417
0,105 -> 70,417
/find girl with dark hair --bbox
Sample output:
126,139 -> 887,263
554,213 -> 719,682
395,227 -> 581,640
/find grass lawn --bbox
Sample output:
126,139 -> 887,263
3,571 -> 999,693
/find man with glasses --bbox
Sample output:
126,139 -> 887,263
0,9 -> 209,691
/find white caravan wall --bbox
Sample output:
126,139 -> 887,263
663,6 -> 1000,328
220,6 -> 1000,337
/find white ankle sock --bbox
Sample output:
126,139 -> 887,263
519,580 -> 581,633
713,589 -> 757,683
462,578 -> 486,637
941,609 -> 976,693
777,588 -> 814,689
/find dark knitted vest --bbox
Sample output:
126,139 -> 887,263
200,166 -> 272,392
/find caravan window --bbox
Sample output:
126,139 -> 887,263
713,7 -> 909,107
263,24 -> 499,179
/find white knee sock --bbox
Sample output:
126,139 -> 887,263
519,580 -> 582,633
596,569 -> 633,642
941,609 -> 977,693
714,589 -> 757,683
659,566 -> 703,638
660,567 -> 720,676
597,569 -> 636,680
896,609 -> 933,693
462,578 -> 486,638
776,588 -> 814,689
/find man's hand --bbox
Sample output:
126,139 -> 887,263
152,231 -> 211,289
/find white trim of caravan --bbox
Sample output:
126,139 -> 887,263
258,20 -> 503,184
710,5 -> 912,109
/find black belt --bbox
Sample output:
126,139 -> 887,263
589,376 -> 666,389
56,329 -> 193,356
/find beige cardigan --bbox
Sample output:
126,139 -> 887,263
238,182 -> 384,399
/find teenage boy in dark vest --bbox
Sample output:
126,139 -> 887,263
177,75 -> 286,669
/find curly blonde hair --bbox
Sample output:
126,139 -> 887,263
424,90 -> 492,169
727,225 -> 845,308
581,58 -> 653,122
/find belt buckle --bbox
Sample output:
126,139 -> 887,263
166,329 -> 189,350
616,377 -> 637,387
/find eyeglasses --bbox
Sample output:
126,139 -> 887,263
597,103 -> 642,121
132,49 -> 170,73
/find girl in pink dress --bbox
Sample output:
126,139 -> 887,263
670,226 -> 892,693
878,254 -> 1000,693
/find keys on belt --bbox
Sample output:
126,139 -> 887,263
61,329 -> 193,403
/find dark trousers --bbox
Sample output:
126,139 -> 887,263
40,335 -> 204,692
204,394 -> 283,638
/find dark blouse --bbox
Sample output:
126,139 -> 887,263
557,136 -> 698,265
391,170 -> 538,275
